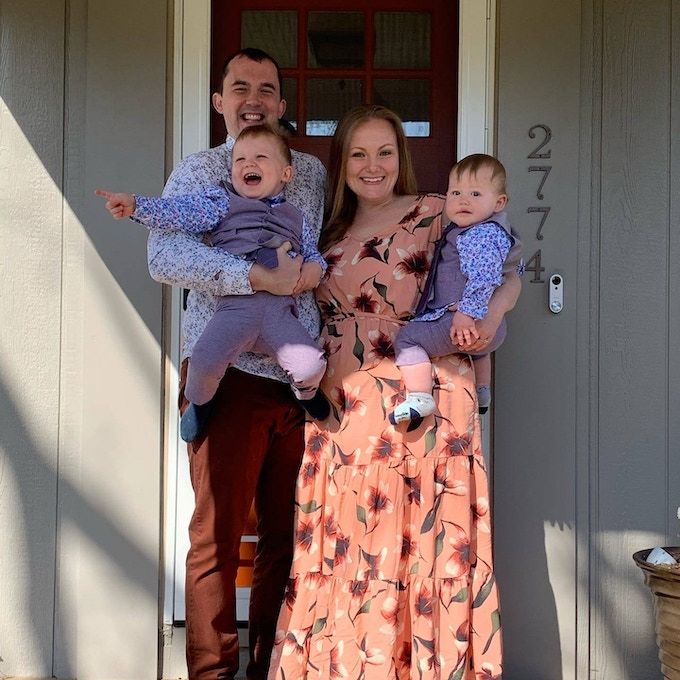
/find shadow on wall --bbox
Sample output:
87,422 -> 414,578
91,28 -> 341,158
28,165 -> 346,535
0,4 -> 167,675
0,375 -> 160,677
494,513 -> 658,680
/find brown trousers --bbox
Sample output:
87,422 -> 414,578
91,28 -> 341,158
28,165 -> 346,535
180,361 -> 304,680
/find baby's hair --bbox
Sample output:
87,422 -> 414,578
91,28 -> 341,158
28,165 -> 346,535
234,124 -> 292,165
451,153 -> 507,195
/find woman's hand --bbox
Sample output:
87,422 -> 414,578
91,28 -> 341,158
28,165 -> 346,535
454,271 -> 521,352
450,311 -> 479,346
457,312 -> 501,352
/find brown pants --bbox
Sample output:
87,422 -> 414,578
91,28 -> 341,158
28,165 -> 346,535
180,361 -> 304,680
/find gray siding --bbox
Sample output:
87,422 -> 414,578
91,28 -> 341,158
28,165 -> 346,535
595,2 -> 678,678
495,1 -> 680,678
0,1 -> 66,673
0,1 -> 167,678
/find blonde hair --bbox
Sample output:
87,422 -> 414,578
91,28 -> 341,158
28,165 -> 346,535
234,124 -> 292,165
320,105 -> 418,252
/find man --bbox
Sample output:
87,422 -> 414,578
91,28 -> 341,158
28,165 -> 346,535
148,48 -> 326,680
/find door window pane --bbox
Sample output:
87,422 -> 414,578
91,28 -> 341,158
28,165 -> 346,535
374,12 -> 430,69
306,78 -> 363,136
374,79 -> 430,136
308,12 -> 364,68
236,9 -> 436,139
281,78 -> 298,133
241,11 -> 298,67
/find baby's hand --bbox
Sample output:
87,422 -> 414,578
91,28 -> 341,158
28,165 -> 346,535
450,310 -> 479,346
293,262 -> 323,296
94,189 -> 136,219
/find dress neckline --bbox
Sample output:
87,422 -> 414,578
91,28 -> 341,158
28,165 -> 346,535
345,195 -> 427,243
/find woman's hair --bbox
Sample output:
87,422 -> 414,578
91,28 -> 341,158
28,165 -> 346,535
320,105 -> 418,252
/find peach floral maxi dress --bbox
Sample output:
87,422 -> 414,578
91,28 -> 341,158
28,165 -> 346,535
268,195 -> 503,680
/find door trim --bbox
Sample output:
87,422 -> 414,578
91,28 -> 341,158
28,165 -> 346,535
163,0 -> 497,626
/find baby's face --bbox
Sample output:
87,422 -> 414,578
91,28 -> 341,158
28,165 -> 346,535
231,136 -> 293,200
444,166 -> 507,228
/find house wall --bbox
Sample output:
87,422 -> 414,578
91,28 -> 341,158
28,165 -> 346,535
591,2 -> 680,678
0,1 -> 168,678
494,2 -> 582,677
2,0 -> 679,679
494,1 -> 680,678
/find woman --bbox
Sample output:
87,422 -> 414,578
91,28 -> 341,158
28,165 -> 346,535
268,106 -> 517,680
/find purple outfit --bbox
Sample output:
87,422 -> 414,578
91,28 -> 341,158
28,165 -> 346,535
133,184 -> 326,404
395,211 -> 522,366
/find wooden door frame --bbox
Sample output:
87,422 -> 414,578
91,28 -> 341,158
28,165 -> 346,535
162,0 -> 498,626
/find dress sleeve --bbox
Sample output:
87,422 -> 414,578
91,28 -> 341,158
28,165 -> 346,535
456,224 -> 512,319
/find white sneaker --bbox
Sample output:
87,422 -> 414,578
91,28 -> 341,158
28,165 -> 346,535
389,392 -> 436,424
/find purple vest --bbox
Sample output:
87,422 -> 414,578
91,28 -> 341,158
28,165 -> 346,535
415,211 -> 522,315
210,186 -> 304,268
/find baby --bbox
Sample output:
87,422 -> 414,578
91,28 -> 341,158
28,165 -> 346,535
97,124 -> 329,441
391,153 -> 522,424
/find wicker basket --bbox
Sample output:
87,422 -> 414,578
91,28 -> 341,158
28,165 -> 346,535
634,548 -> 680,680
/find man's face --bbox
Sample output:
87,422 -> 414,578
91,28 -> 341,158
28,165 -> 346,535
212,56 -> 286,138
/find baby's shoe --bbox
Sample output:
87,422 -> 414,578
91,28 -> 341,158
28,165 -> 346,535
389,392 -> 436,424
180,400 -> 214,443
476,385 -> 491,415
298,389 -> 331,421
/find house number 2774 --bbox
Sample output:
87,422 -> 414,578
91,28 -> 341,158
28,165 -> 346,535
524,124 -> 552,283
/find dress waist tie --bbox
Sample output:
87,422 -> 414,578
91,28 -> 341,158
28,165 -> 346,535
326,312 -> 409,327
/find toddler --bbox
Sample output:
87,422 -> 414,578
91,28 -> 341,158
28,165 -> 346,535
391,153 -> 522,423
97,124 -> 330,440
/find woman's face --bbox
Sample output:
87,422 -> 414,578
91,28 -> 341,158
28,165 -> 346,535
344,118 -> 400,206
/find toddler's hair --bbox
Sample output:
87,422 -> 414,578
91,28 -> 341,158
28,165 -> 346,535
451,153 -> 507,194
235,124 -> 292,165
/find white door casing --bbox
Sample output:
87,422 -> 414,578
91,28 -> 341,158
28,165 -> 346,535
163,0 -> 498,625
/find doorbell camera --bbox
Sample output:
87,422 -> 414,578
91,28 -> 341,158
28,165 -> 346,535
548,273 -> 563,313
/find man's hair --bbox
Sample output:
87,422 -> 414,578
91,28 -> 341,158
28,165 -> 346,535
234,124 -> 292,165
450,154 -> 507,195
217,47 -> 284,97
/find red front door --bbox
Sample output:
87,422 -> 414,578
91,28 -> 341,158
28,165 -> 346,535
211,0 -> 459,193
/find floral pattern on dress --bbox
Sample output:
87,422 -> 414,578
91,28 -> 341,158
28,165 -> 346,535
268,195 -> 503,680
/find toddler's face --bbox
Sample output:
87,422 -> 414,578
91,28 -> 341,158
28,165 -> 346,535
231,136 -> 293,200
444,166 -> 507,228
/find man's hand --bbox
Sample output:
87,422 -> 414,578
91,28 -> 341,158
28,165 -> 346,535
249,241 -> 302,295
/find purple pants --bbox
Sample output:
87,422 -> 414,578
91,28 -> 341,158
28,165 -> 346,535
394,310 -> 507,366
187,292 -> 326,404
